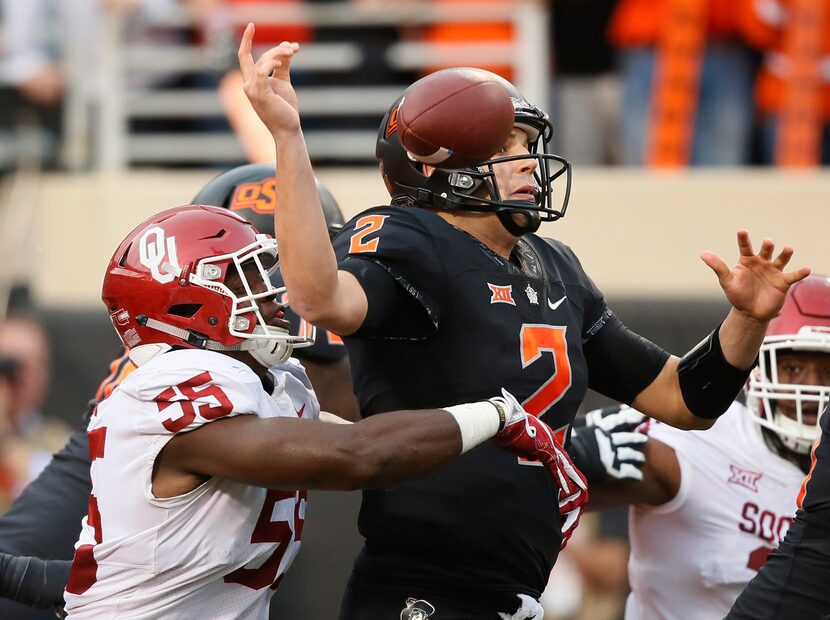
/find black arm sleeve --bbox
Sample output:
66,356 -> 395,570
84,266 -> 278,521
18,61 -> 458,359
584,312 -> 670,404
0,552 -> 71,610
566,429 -> 607,484
0,428 -> 90,619
0,429 -> 91,559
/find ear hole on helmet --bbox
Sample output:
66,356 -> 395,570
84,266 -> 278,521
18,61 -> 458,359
168,304 -> 201,318
118,244 -> 133,267
199,229 -> 226,240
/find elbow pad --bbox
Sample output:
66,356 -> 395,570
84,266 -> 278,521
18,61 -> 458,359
677,325 -> 755,420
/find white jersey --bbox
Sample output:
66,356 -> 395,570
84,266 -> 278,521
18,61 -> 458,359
64,349 -> 319,619
625,401 -> 805,620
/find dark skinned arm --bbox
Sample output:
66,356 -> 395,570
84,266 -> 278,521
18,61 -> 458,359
586,438 -> 681,512
155,409 -> 464,494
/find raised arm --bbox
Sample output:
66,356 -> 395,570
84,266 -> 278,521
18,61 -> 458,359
237,24 -> 367,335
633,231 -> 809,430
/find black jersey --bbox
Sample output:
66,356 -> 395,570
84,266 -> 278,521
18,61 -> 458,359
333,206 -> 616,600
797,407 -> 830,521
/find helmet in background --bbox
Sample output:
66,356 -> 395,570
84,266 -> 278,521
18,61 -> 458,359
747,274 -> 830,454
192,163 -> 345,239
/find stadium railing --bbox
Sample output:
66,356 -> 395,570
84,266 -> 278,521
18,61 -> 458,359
61,1 -> 550,171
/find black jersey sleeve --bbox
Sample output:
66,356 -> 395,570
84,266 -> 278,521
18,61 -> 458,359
584,312 -> 670,404
333,207 -> 445,339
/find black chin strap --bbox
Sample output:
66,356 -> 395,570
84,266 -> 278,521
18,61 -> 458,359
497,209 -> 541,237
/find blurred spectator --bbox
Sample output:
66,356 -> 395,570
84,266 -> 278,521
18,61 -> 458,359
551,0 -> 621,165
419,0 -> 514,78
0,0 -> 180,170
0,314 -> 69,503
736,0 -> 830,166
608,0 -> 757,166
541,510 -> 630,620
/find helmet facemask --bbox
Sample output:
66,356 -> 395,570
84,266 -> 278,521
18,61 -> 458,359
747,333 -> 830,454
191,235 -> 314,368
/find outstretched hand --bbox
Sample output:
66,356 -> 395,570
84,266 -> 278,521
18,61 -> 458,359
701,230 -> 810,322
237,23 -> 302,138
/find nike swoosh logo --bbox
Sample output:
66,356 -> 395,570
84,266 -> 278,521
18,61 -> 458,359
547,295 -> 567,310
295,404 -> 306,418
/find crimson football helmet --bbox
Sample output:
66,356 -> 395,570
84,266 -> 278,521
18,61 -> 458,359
376,67 -> 572,237
747,274 -> 830,454
102,205 -> 312,368
191,164 -> 345,240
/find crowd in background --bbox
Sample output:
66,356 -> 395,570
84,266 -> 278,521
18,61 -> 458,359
0,0 -> 828,170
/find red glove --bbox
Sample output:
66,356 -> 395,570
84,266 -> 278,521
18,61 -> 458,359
491,389 -> 588,549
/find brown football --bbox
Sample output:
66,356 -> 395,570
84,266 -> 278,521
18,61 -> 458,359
396,68 -> 515,169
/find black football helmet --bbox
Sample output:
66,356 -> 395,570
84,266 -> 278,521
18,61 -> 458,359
376,68 -> 572,236
192,163 -> 345,239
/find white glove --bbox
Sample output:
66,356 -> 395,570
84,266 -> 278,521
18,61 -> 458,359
498,593 -> 544,620
580,406 -> 648,481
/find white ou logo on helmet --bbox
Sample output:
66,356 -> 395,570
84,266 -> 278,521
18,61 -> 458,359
139,226 -> 181,284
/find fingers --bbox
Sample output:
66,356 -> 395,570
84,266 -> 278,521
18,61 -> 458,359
237,23 -> 255,77
784,265 -> 812,285
237,24 -> 299,90
617,463 -> 644,481
595,409 -> 646,432
616,446 -> 646,463
773,245 -> 793,270
700,251 -> 730,281
252,42 -> 298,84
610,432 -> 648,447
736,229 -> 754,256
758,237 -> 775,262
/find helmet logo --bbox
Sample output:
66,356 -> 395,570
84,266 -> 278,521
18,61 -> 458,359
400,597 -> 435,620
385,100 -> 402,137
139,226 -> 181,284
230,179 -> 276,215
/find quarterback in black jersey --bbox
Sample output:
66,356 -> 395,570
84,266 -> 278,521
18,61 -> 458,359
240,25 -> 810,619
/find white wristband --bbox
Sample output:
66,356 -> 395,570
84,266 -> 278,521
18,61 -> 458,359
443,401 -> 503,453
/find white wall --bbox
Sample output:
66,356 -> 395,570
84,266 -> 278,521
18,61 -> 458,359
21,168 -> 828,308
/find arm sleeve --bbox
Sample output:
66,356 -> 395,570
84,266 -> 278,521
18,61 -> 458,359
584,312 -> 671,405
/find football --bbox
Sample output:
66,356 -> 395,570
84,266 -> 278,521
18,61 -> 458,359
396,68 -> 515,169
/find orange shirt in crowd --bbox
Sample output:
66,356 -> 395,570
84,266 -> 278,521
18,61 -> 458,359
735,0 -> 830,121
420,0 -> 514,79
608,0 -> 746,47
226,0 -> 315,44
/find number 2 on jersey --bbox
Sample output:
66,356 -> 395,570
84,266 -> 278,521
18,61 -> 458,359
520,324 -> 572,444
348,214 -> 388,254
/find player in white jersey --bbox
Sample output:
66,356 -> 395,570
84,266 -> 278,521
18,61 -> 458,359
586,274 -> 830,620
625,400 -> 806,620
63,204 -> 587,619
